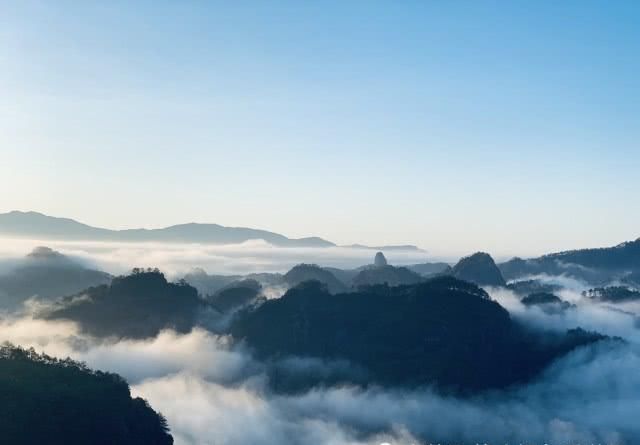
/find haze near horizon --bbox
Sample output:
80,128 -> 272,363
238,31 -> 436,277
1,1 -> 639,257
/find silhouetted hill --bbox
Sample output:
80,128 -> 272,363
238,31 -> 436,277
352,265 -> 423,288
42,270 -> 203,339
346,252 -> 424,288
507,279 -> 562,297
406,262 -> 452,277
499,256 -> 608,284
498,257 -> 534,281
583,286 -> 640,303
26,246 -> 74,263
323,267 -> 359,287
0,211 -> 334,247
208,279 -> 262,312
545,239 -> 640,269
182,268 -> 241,296
452,252 -> 506,287
244,272 -> 286,287
521,292 -> 573,314
284,264 -> 347,294
0,344 -> 173,445
325,259 -> 450,287
374,252 -> 387,266
231,277 -> 606,393
522,292 -> 564,306
499,239 -> 640,283
0,247 -> 111,311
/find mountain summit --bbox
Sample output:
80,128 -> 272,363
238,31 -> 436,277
374,251 -> 388,267
452,252 -> 506,287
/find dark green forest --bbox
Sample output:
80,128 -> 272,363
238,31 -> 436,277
231,276 -> 608,393
43,269 -> 204,339
583,286 -> 640,302
0,343 -> 173,445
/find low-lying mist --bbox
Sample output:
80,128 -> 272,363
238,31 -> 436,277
0,237 -> 430,277
1,291 -> 639,444
1,241 -> 639,444
489,285 -> 640,342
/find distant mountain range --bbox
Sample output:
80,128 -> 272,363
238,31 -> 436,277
499,238 -> 640,285
0,211 -> 422,250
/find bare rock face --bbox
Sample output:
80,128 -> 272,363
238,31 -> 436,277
374,251 -> 388,267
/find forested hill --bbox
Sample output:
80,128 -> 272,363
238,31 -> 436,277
231,277 -> 607,393
42,269 -> 204,339
0,247 -> 111,310
0,344 -> 173,445
499,238 -> 640,283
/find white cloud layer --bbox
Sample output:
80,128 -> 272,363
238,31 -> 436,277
0,237 -> 430,276
1,241 -> 639,445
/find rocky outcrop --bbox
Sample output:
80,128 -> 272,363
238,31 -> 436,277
452,252 -> 506,287
374,252 -> 388,267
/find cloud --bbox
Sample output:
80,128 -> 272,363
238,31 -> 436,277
506,273 -> 592,294
132,342 -> 639,445
0,316 -> 255,384
133,373 -> 422,445
1,305 -> 639,445
2,267 -> 640,445
0,237 -> 429,277
487,285 -> 640,342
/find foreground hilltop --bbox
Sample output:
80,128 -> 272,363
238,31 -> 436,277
0,344 -> 173,445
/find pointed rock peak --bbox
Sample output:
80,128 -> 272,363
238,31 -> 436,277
374,251 -> 388,267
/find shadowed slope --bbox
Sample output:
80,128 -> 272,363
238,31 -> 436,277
231,277 -> 606,393
0,344 -> 173,445
0,247 -> 111,311
453,252 -> 506,287
42,270 -> 203,339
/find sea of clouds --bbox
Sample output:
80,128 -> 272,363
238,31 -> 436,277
0,309 -> 638,445
0,237 -> 431,277
0,243 -> 639,444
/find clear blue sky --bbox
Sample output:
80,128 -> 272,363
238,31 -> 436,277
1,1 -> 638,257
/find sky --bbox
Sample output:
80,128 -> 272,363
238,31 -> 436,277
1,1 -> 639,258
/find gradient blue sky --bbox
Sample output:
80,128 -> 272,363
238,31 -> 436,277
1,1 -> 638,257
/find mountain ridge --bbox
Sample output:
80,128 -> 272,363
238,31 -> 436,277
0,211 -> 422,251
0,211 -> 333,247
499,238 -> 640,283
